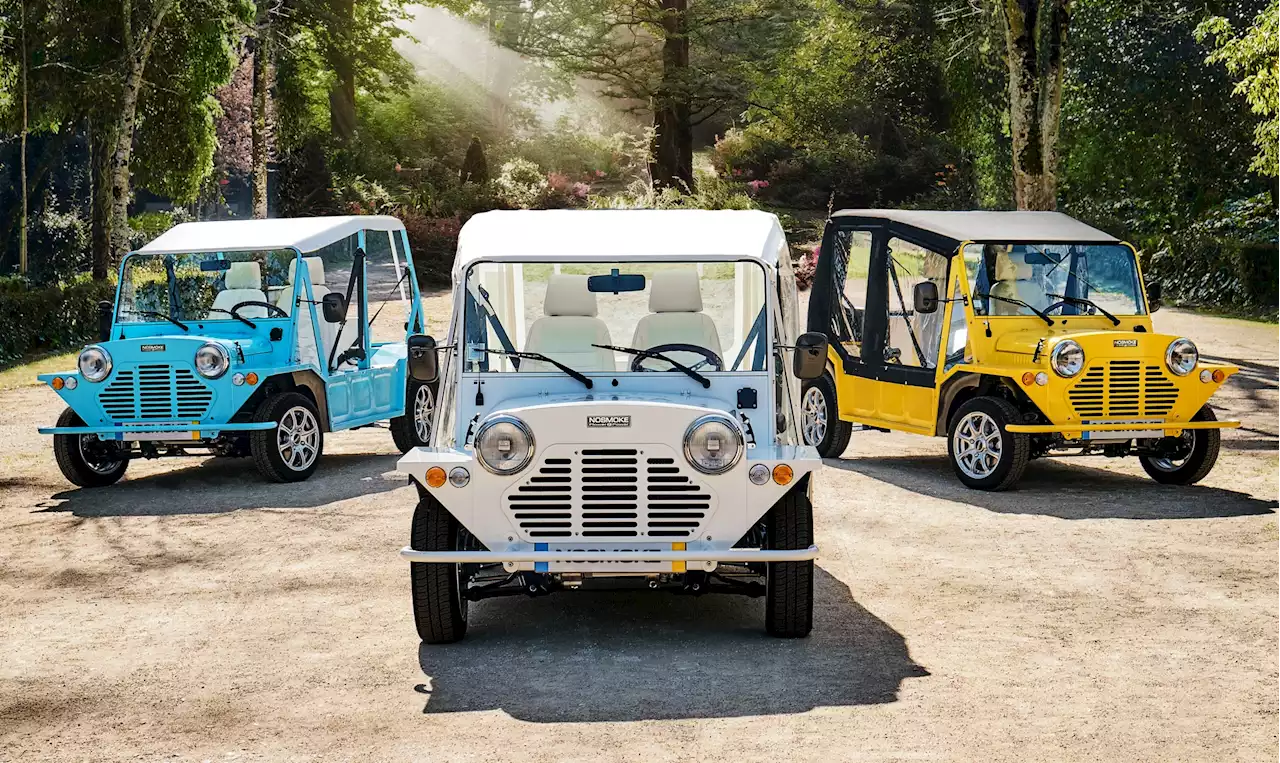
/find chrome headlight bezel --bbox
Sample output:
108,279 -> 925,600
473,414 -> 535,475
1050,340 -> 1085,378
682,414 -> 744,475
195,342 -> 231,379
77,345 -> 112,383
1165,337 -> 1198,376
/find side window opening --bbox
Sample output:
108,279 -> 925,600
832,230 -> 872,351
883,237 -> 949,370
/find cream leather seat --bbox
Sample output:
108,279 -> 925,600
630,269 -> 724,367
990,251 -> 1048,316
276,257 -> 334,368
210,262 -> 268,319
521,274 -> 615,372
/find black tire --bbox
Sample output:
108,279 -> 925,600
391,382 -> 434,454
1139,405 -> 1222,485
410,491 -> 469,644
249,392 -> 324,483
51,407 -> 128,487
946,396 -> 1031,491
801,371 -> 853,459
765,478 -> 814,638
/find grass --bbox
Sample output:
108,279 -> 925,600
0,351 -> 78,392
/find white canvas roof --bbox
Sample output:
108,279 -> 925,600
138,215 -> 406,255
453,210 -> 788,276
831,209 -> 1119,244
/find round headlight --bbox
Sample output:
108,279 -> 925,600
474,415 -> 535,475
1050,340 -> 1085,378
1166,337 -> 1198,376
683,414 -> 744,475
77,346 -> 112,382
195,343 -> 230,379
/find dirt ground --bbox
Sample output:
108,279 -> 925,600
0,305 -> 1275,762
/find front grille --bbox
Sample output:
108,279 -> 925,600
504,446 -> 714,540
1067,360 -> 1179,420
98,364 -> 214,421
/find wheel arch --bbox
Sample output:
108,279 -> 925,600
230,370 -> 332,432
938,372 -> 1048,435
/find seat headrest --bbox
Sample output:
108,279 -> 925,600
649,269 -> 703,313
543,274 -> 598,317
225,261 -> 262,290
289,257 -> 325,286
994,252 -> 1032,281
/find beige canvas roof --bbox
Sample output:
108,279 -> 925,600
831,209 -> 1119,244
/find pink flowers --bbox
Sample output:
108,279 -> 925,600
572,182 -> 590,199
747,179 -> 770,193
594,170 -> 606,178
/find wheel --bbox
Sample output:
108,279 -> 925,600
52,407 -> 128,487
764,478 -> 814,638
410,491 -> 469,644
801,371 -> 852,458
1139,405 -> 1221,485
391,382 -> 434,454
250,392 -> 323,483
946,396 -> 1031,491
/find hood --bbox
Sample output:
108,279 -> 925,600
995,327 -> 1183,361
97,334 -> 274,365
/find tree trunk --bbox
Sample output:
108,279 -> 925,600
1001,0 -> 1068,211
19,0 -> 28,274
91,119 -> 115,281
650,0 -> 694,193
251,33 -> 271,219
328,0 -> 357,142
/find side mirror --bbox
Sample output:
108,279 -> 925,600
321,293 -> 347,323
792,332 -> 829,380
408,334 -> 439,383
913,281 -> 939,314
97,300 -> 114,341
1146,281 -> 1162,312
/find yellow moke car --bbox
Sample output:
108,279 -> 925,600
801,209 -> 1240,491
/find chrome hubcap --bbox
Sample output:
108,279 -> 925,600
413,385 -> 434,443
276,406 -> 320,471
953,411 -> 1003,479
802,386 -> 827,446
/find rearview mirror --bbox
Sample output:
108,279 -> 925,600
792,332 -> 828,380
913,282 -> 939,314
97,300 -> 114,341
408,334 -> 439,383
587,269 -> 646,294
1146,281 -> 1162,312
321,293 -> 347,323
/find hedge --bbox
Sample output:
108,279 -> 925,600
0,276 -> 117,365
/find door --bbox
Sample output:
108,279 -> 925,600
821,224 -> 951,435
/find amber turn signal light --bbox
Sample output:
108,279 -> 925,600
425,466 -> 447,488
1211,369 -> 1225,383
245,372 -> 259,385
1021,372 -> 1035,386
50,377 -> 64,390
772,463 -> 793,485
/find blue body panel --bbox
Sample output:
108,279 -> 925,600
40,226 -> 423,443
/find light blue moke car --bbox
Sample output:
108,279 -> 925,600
38,215 -> 435,486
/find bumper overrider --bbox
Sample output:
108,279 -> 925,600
397,400 -> 821,573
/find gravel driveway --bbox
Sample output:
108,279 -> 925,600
0,304 -> 1275,762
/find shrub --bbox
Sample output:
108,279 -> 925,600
493,159 -> 550,209
0,276 -> 117,365
398,210 -> 462,285
28,206 -> 91,286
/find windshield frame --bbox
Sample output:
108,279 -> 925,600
959,240 -> 1148,319
457,257 -> 776,379
114,247 -> 302,328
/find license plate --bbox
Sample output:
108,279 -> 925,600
120,422 -> 202,441
1083,429 -> 1163,442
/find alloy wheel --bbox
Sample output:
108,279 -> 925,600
78,436 -> 123,474
414,385 -> 435,443
276,406 -> 320,472
802,386 -> 827,447
953,411 -> 1003,479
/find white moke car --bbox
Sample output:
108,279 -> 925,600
398,210 -> 830,642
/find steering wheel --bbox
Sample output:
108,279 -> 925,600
230,300 -> 288,319
631,343 -> 724,372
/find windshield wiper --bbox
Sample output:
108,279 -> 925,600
1047,293 -> 1120,326
483,349 -> 592,388
593,344 -> 711,389
205,307 -> 257,329
974,293 -> 1054,326
122,309 -> 189,332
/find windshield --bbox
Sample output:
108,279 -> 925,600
462,261 -> 769,375
962,243 -> 1146,317
117,249 -> 297,324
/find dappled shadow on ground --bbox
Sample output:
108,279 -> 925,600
828,456 -> 1276,520
31,452 -> 404,517
415,566 -> 927,722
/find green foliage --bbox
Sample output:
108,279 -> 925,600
493,158 -> 549,208
0,275 -> 116,364
589,171 -> 755,210
1197,4 -> 1279,177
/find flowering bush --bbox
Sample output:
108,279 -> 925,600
399,209 -> 463,285
494,159 -> 549,209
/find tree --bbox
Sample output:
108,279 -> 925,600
1197,3 -> 1279,177
998,0 -> 1069,210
